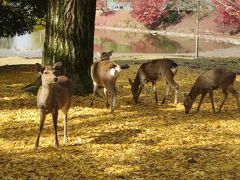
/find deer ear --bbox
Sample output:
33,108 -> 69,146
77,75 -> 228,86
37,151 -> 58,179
53,62 -> 62,70
35,63 -> 44,74
128,78 -> 133,85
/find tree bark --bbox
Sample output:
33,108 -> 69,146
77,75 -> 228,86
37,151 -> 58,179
41,0 -> 96,95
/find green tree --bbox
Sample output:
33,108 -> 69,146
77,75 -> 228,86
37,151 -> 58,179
0,0 -> 47,37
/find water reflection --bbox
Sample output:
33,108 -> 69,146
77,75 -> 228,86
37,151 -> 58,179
0,30 -> 45,51
94,30 -> 235,54
0,29 -> 237,57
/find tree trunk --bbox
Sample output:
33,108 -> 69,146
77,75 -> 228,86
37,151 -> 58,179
42,0 -> 96,95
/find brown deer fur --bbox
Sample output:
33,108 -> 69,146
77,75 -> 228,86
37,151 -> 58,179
35,62 -> 73,149
90,51 -> 129,112
129,59 -> 179,104
183,69 -> 240,114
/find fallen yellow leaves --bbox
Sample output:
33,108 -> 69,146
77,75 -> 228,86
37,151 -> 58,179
0,62 -> 240,179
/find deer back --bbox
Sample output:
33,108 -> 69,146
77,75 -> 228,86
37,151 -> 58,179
193,69 -> 236,92
137,59 -> 178,82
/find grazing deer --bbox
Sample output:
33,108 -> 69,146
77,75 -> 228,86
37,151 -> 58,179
35,62 -> 73,149
183,69 -> 240,114
128,59 -> 179,104
90,51 -> 129,112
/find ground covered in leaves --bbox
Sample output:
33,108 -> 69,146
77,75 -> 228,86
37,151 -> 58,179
0,58 -> 240,179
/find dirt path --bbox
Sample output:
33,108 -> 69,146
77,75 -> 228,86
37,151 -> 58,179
1,49 -> 240,67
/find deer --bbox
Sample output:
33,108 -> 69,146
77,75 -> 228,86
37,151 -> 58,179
90,50 -> 129,112
128,59 -> 179,104
183,69 -> 240,114
35,62 -> 74,149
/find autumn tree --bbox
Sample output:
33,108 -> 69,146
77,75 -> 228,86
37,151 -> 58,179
211,0 -> 240,25
131,0 -> 183,29
96,0 -> 106,9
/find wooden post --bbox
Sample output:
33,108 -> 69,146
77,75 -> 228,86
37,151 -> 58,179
195,0 -> 200,59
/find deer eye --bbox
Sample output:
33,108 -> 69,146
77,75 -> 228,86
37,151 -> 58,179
44,71 -> 48,74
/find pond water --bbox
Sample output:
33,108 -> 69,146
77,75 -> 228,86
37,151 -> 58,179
0,29 -> 237,57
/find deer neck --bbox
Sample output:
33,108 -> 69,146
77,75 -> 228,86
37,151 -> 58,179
38,84 -> 54,109
189,85 -> 201,102
133,74 -> 141,90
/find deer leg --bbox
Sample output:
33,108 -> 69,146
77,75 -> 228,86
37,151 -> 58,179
35,110 -> 46,149
167,80 -> 179,105
52,110 -> 59,147
217,89 -> 228,113
104,88 -> 110,107
196,93 -> 206,112
162,81 -> 171,104
152,82 -> 158,103
228,86 -> 240,112
63,112 -> 68,144
90,83 -> 98,106
111,87 -> 117,113
209,90 -> 216,113
136,83 -> 145,103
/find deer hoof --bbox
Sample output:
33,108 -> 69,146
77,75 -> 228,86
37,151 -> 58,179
34,145 -> 38,150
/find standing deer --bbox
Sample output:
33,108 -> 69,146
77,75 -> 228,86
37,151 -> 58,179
90,51 -> 129,112
35,62 -> 73,149
183,69 -> 240,114
128,59 -> 179,104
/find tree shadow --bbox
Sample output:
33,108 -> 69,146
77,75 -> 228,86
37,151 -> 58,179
90,129 -> 142,144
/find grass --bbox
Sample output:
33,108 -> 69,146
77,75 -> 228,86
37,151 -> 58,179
0,58 -> 240,179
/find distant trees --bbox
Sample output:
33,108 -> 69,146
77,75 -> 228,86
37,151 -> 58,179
131,0 -> 168,29
211,0 -> 240,25
96,0 -> 106,9
131,0 -> 195,29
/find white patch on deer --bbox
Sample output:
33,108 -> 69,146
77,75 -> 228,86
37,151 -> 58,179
171,67 -> 178,74
110,65 -> 121,77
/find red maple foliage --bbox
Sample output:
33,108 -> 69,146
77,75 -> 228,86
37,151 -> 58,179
211,0 -> 240,25
96,0 -> 105,10
131,0 -> 181,29
131,0 -> 170,29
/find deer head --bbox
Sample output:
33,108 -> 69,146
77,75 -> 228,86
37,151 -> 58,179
128,78 -> 140,103
97,50 -> 113,61
36,62 -> 62,85
183,93 -> 193,114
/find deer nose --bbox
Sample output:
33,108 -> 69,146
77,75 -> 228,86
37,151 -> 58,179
53,77 -> 58,82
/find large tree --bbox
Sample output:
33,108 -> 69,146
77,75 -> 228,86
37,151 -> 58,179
0,0 -> 96,95
43,0 -> 96,95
